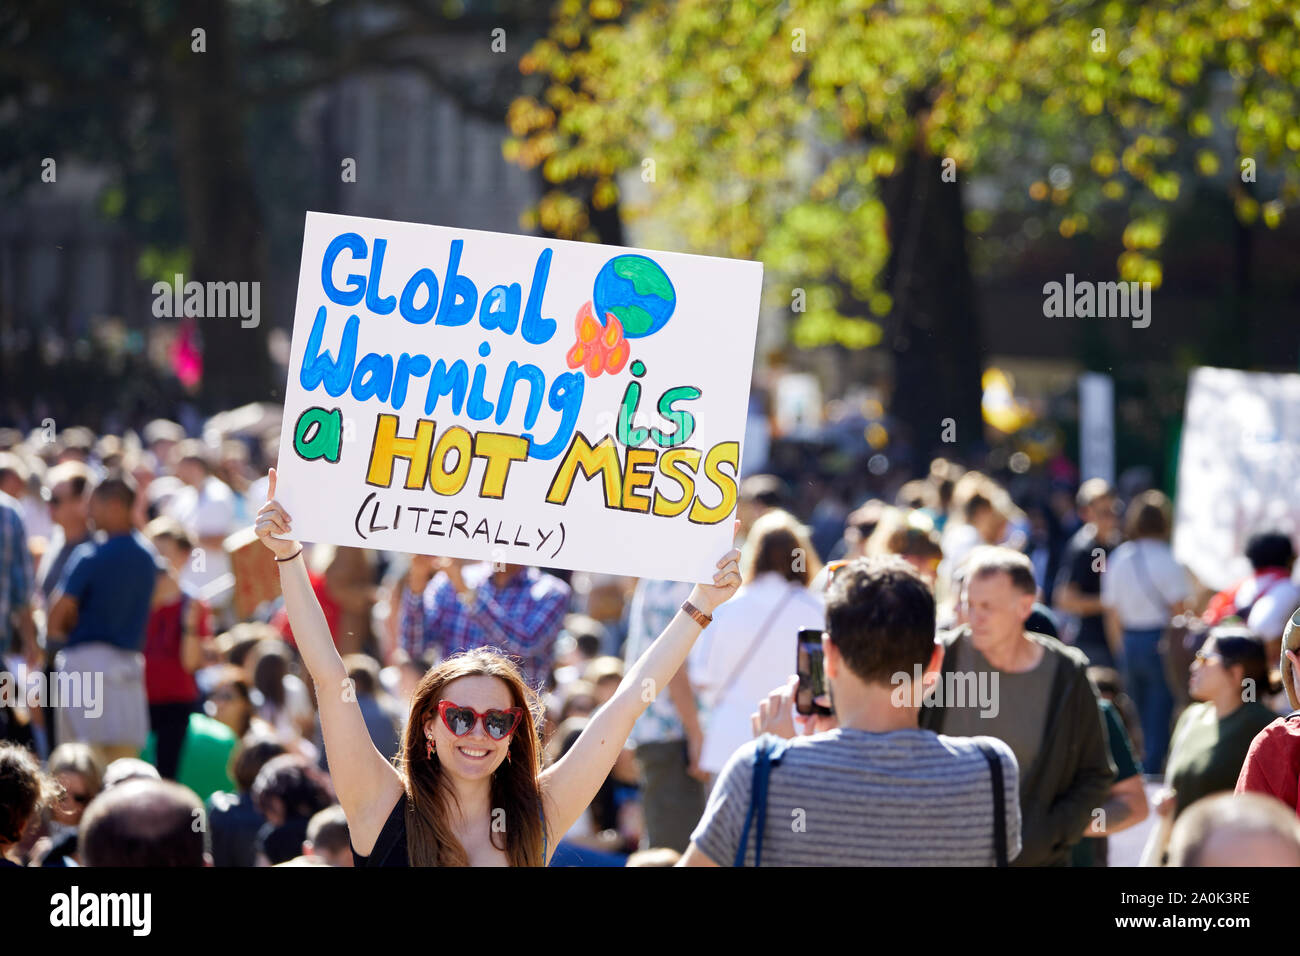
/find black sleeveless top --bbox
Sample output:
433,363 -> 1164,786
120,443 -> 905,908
351,793 -> 411,867
350,793 -> 548,867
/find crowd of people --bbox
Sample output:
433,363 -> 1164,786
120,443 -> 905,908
3,413 -> 1300,868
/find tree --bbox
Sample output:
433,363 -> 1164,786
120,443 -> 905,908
0,0 -> 554,413
506,0 -> 1300,465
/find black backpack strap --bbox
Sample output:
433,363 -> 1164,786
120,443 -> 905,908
734,734 -> 791,867
974,741 -> 1008,867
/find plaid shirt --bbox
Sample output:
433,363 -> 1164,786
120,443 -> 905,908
0,492 -> 32,648
398,563 -> 571,691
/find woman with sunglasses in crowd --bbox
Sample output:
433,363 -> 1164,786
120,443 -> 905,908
255,469 -> 740,866
29,742 -> 102,866
1143,626 -> 1280,863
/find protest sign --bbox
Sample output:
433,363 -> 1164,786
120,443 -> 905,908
1173,366 -> 1300,591
274,212 -> 763,583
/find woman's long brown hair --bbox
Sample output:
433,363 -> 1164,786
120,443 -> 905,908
398,648 -> 546,866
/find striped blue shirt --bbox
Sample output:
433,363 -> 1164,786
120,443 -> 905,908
691,727 -> 1022,866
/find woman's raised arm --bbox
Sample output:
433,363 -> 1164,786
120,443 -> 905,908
255,469 -> 403,853
538,527 -> 741,852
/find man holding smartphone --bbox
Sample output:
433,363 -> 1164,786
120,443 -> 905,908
680,556 -> 1022,867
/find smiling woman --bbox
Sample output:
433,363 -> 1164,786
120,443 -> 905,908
361,657 -> 546,867
253,466 -> 743,867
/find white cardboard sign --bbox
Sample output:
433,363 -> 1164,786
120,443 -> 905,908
274,212 -> 762,583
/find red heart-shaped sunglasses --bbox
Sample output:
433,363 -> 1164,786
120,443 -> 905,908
437,700 -> 524,740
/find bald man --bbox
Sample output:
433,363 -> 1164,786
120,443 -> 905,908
1167,792 -> 1300,867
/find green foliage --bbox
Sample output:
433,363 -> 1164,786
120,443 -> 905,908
509,0 -> 1300,347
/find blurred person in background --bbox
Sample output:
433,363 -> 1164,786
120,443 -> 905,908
93,435 -> 125,474
690,509 -> 825,779
1023,500 -> 1054,594
100,756 -> 160,789
1072,690 -> 1148,867
0,461 -> 36,669
163,440 -> 237,597
551,615 -> 606,688
143,517 -> 212,780
736,474 -> 785,546
894,479 -> 940,521
319,545 -> 379,657
204,665 -> 275,740
554,680 -> 598,725
34,461 -> 93,609
277,544 -> 381,659
1100,490 -> 1191,772
300,804 -> 352,866
921,547 -> 1115,867
866,507 -> 944,588
215,439 -> 257,525
1203,532 -> 1300,663
926,458 -> 963,533
0,452 -> 50,549
584,656 -> 624,707
142,420 -> 186,477
47,474 -> 162,765
938,474 -> 1011,596
1148,627 -> 1279,863
545,717 -> 634,866
622,575 -> 707,854
0,741 -> 61,867
54,428 -> 95,466
79,777 -> 207,867
207,734 -> 287,867
569,572 -> 632,654
1089,666 -> 1145,761
251,752 -> 334,866
316,654 -> 402,768
144,714 -> 237,804
29,742 -> 103,867
825,498 -> 886,562
399,552 -> 571,694
1053,478 -> 1121,670
386,655 -> 432,714
247,639 -> 319,761
1237,608 -> 1300,812
1166,792 -> 1300,867
272,548 -> 343,649
807,477 -> 851,563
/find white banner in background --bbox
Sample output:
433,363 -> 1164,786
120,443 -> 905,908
274,212 -> 763,583
1173,366 -> 1300,592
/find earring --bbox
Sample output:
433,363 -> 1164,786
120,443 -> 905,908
426,736 -> 436,759
507,749 -> 512,765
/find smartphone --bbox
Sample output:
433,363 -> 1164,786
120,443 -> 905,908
795,627 -> 834,717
